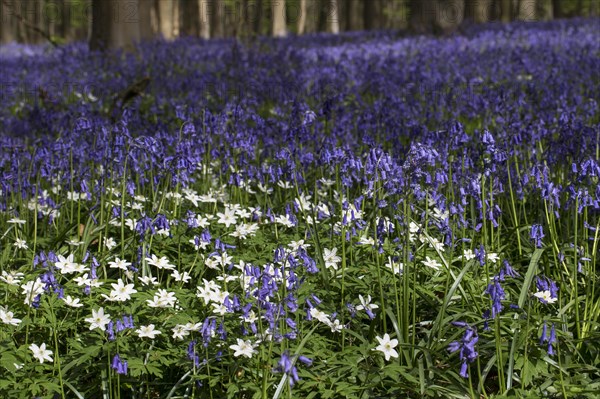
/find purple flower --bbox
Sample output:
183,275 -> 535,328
485,277 -> 506,319
111,354 -> 128,375
276,351 -> 311,387
135,215 -> 154,240
530,224 -> 544,248
540,322 -> 557,356
448,322 -> 479,378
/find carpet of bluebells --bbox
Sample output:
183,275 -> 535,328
1,18 -> 599,399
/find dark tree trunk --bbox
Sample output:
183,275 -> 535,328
89,0 -> 141,51
180,0 -> 199,36
500,0 -> 511,22
363,0 -> 376,30
409,0 -> 435,33
343,0 -> 364,31
211,0 -> 224,37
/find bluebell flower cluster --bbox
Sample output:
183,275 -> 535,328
447,322 -> 479,378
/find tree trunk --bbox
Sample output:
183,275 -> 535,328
551,0 -> 563,18
475,0 -> 492,22
348,0 -> 363,30
199,0 -> 210,38
364,0 -> 376,30
409,0 -> 435,33
297,0 -> 307,34
500,0 -> 511,22
272,0 -> 286,37
90,0 -> 141,51
517,0 -> 536,21
157,0 -> 175,39
211,0 -> 224,38
327,0 -> 339,33
140,0 -> 155,39
435,0 -> 464,32
1,0 -> 16,43
591,0 -> 599,16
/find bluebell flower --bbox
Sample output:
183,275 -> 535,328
276,350 -> 311,387
540,322 -> 557,356
111,354 -> 128,375
530,224 -> 544,248
448,322 -> 479,378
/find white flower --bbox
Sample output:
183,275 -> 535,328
196,285 -> 215,305
288,240 -> 310,252
356,295 -> 379,312
323,248 -> 341,270
13,239 -> 28,249
7,218 -> 26,225
104,237 -> 117,250
229,338 -> 257,358
358,235 -> 375,246
171,270 -> 191,283
145,254 -> 175,270
108,279 -> 137,301
432,207 -> 449,221
216,208 -> 237,227
310,308 -> 330,324
533,290 -> 558,304
62,295 -> 83,308
294,193 -> 312,212
212,303 -> 229,316
385,257 -> 403,275
172,325 -> 190,340
241,310 -> 258,323
461,249 -> 476,261
21,278 -> 45,305
421,256 -> 442,271
1,270 -> 25,286
138,276 -> 159,286
229,223 -> 259,239
277,180 -> 293,189
156,228 -> 170,237
275,214 -> 295,228
136,324 -> 161,339
427,237 -> 445,252
108,257 -> 131,271
327,319 -> 345,333
85,307 -> 111,331
319,178 -> 335,187
0,307 -> 21,326
189,236 -> 210,250
257,182 -> 272,193
73,274 -> 92,287
487,253 -> 500,264
29,343 -> 53,364
214,252 -> 233,267
66,238 -> 85,247
55,254 -> 79,274
146,289 -> 177,308
374,333 -> 399,361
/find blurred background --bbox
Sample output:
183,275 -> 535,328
0,0 -> 598,46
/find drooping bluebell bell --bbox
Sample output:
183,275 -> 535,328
530,224 -> 545,248
540,322 -> 557,356
485,277 -> 505,319
447,322 -> 479,378
111,354 -> 128,375
276,351 -> 312,387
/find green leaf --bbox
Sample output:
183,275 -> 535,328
518,248 -> 545,309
